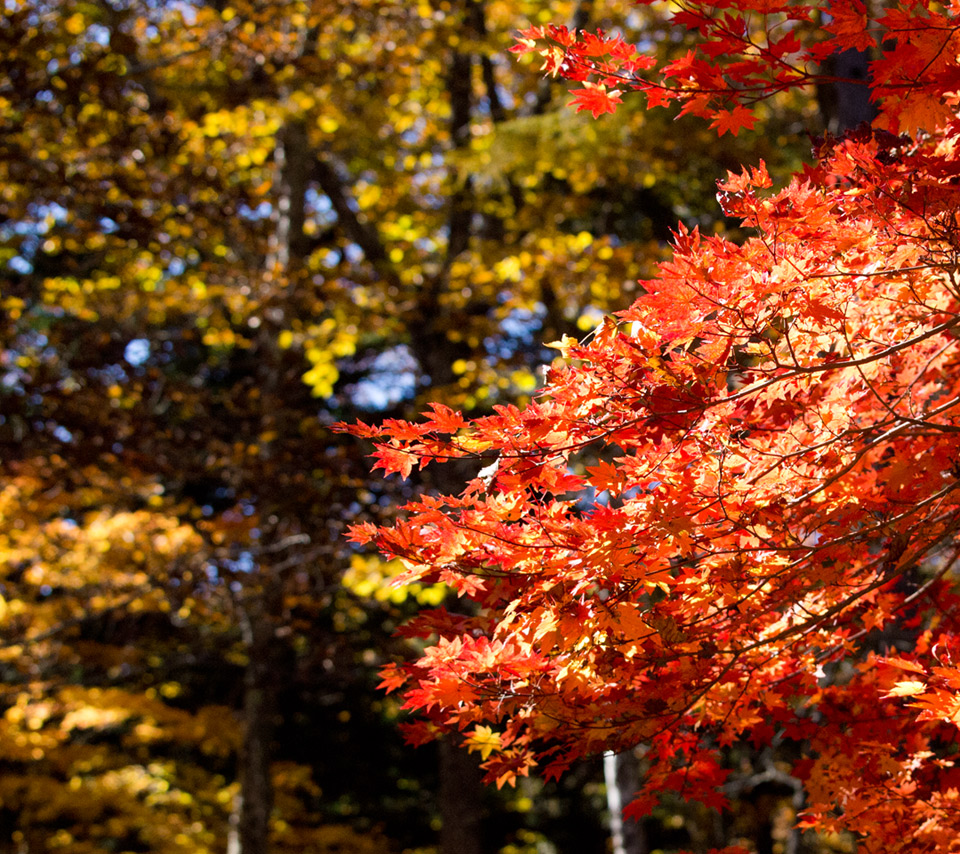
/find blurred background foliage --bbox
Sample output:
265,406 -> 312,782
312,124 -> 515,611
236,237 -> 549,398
0,0 -> 815,852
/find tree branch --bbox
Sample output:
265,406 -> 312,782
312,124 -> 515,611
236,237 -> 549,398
313,155 -> 400,286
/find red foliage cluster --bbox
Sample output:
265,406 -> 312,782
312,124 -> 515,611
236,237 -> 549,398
344,2 -> 960,850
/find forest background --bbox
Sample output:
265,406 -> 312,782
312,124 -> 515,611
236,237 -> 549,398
0,1 -> 870,853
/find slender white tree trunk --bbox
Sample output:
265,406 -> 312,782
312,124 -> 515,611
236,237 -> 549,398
604,750 -> 647,854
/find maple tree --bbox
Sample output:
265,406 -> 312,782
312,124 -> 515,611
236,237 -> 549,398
349,2 -> 960,852
0,0 -> 819,852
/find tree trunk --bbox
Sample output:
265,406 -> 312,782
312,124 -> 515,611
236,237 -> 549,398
228,112 -> 311,851
604,750 -> 647,854
818,48 -> 877,133
439,737 -> 485,854
266,120 -> 310,279
228,581 -> 282,854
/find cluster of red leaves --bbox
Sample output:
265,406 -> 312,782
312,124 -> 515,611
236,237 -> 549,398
343,2 -> 960,851
511,0 -> 960,135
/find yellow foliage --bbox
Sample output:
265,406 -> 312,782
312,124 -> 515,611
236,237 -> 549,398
467,725 -> 502,760
63,13 -> 85,35
343,554 -> 446,606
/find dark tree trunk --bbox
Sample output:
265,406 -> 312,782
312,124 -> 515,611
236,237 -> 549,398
228,112 -> 312,854
266,120 -> 310,277
229,582 -> 283,854
439,737 -> 485,854
818,49 -> 878,133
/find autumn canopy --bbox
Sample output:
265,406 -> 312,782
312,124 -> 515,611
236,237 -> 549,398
347,1 -> 960,851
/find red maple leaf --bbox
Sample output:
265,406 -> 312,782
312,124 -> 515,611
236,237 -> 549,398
709,104 -> 758,136
568,86 -> 623,118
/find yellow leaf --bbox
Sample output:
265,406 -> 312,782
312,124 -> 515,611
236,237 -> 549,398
467,725 -> 502,760
545,334 -> 579,357
885,680 -> 926,697
64,13 -> 86,35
